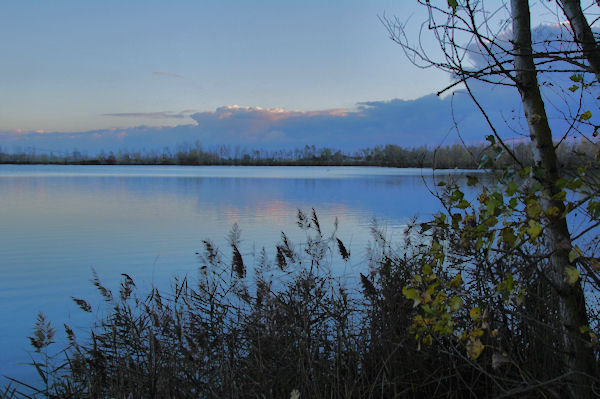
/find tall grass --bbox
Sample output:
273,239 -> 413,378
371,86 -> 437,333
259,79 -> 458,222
3,209 -> 599,398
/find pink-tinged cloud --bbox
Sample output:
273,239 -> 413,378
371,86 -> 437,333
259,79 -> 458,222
103,111 -> 195,119
1,77 -> 595,155
152,72 -> 203,90
153,71 -> 184,79
0,93 -> 525,154
1,24 -> 596,155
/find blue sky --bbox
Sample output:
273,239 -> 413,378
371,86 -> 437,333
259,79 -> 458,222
0,1 -> 595,153
0,1 -> 447,132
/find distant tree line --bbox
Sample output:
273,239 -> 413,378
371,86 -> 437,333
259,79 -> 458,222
0,140 -> 597,169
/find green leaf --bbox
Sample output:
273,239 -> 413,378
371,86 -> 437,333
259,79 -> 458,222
475,237 -> 483,250
501,228 -> 517,246
566,178 -> 583,190
570,73 -> 583,82
579,110 -> 592,121
568,84 -> 579,92
518,167 -> 531,178
589,201 -> 600,218
505,181 -> 518,196
526,200 -> 543,219
447,0 -> 458,13
555,178 -> 568,189
469,307 -> 481,320
449,296 -> 463,311
485,134 -> 496,145
497,273 -> 515,301
456,199 -> 470,209
449,273 -> 463,288
422,264 -> 433,276
466,175 -> 478,186
451,213 -> 462,226
565,266 -> 580,285
530,181 -> 543,193
552,190 -> 567,201
450,189 -> 464,202
486,197 -> 501,216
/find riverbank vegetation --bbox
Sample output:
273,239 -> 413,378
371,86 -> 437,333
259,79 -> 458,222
2,199 -> 599,398
0,139 -> 597,170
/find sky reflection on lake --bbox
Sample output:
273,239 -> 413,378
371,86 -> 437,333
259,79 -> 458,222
0,165 -> 481,383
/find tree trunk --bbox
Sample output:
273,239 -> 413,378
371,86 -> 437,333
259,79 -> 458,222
559,0 -> 600,81
511,0 -> 596,397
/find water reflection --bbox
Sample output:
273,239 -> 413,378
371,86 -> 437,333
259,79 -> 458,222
0,165 -> 482,382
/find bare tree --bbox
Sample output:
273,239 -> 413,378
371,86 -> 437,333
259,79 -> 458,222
511,2 -> 595,397
559,0 -> 600,80
383,1 -> 598,397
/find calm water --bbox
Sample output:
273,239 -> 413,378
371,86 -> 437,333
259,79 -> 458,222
0,165 -> 478,383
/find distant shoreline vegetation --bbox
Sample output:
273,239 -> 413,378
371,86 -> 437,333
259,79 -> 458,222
0,141 -> 596,169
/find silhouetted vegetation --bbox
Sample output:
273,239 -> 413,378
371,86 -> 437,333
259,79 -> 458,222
0,140 -> 597,170
3,203 -> 599,398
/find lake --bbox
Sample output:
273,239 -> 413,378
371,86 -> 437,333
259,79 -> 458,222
0,164 -> 478,383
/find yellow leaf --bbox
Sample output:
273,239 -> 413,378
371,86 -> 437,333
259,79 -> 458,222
565,266 -> 580,285
449,296 -> 463,311
470,328 -> 484,338
569,246 -> 582,263
423,334 -> 433,346
433,291 -> 447,306
402,286 -> 421,307
422,264 -> 432,276
470,307 -> 481,321
449,273 -> 463,288
526,200 -> 542,218
545,206 -> 560,218
421,291 -> 432,304
526,220 -> 542,241
466,338 -> 484,360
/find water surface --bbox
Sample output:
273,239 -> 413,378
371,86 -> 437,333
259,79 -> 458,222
0,165 -> 478,382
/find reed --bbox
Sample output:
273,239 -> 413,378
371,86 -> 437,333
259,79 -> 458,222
3,209 -> 599,398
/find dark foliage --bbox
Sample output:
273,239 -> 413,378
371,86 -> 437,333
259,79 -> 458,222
4,210 -> 599,398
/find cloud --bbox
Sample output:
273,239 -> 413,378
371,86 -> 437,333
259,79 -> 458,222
153,71 -> 203,90
3,24 -> 596,155
0,95 -> 506,154
103,111 -> 195,119
153,71 -> 184,79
